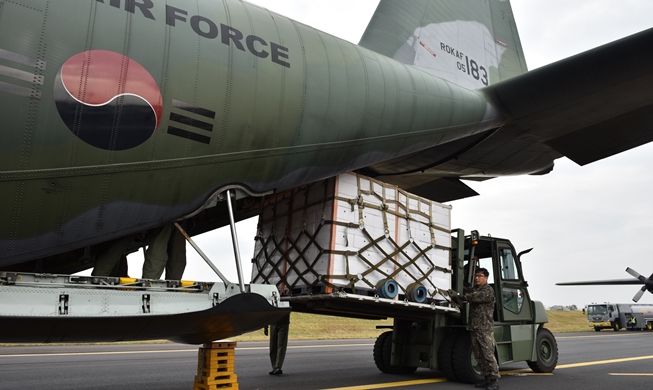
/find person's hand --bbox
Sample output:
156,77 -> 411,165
447,290 -> 461,304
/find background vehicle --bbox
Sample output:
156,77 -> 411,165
588,303 -> 653,331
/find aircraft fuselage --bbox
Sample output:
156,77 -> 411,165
0,0 -> 502,266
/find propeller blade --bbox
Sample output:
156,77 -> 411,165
557,279 -> 644,286
626,267 -> 647,282
633,286 -> 647,302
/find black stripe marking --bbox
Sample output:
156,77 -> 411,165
172,99 -> 215,119
169,112 -> 213,132
167,126 -> 211,144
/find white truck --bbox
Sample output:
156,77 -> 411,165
588,303 -> 653,331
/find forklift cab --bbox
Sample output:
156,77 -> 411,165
457,231 -> 533,324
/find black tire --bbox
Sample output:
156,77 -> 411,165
373,331 -> 417,375
373,331 -> 392,373
613,323 -> 620,331
594,327 -> 601,332
527,328 -> 558,373
437,331 -> 460,382
451,332 -> 485,384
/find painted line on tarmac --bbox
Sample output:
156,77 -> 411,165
609,373 -> 653,376
238,343 -> 373,351
502,354 -> 653,375
322,370 -> 550,390
556,355 -> 653,369
0,343 -> 374,358
555,333 -> 644,339
322,378 -> 448,389
325,355 -> 653,389
0,349 -> 197,358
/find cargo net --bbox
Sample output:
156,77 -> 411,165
251,175 -> 451,301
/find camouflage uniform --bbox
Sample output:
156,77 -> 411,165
461,283 -> 500,380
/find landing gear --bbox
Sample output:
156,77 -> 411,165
373,331 -> 417,375
527,328 -> 558,373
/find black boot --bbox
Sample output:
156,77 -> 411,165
486,378 -> 499,390
475,377 -> 490,388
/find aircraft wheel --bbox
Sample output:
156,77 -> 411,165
527,328 -> 559,373
373,331 -> 417,375
437,331 -> 460,382
451,332 -> 484,384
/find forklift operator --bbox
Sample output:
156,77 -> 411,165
450,268 -> 500,390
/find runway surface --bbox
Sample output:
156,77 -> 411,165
1,331 -> 652,389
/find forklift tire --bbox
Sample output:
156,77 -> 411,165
451,332 -> 485,384
436,331 -> 460,382
373,331 -> 391,373
373,331 -> 417,375
527,328 -> 558,373
594,327 -> 601,332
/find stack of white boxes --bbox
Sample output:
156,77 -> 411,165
251,173 -> 452,301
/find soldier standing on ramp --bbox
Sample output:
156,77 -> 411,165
450,268 -> 500,390
267,313 -> 290,375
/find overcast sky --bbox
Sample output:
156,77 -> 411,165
120,1 -> 653,308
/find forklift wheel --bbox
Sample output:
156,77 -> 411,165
373,331 -> 392,373
436,331 -> 460,382
527,328 -> 558,373
373,331 -> 417,375
451,332 -> 484,384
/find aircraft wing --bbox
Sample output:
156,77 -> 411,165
358,27 -> 653,202
484,26 -> 653,167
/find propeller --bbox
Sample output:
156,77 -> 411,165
625,267 -> 653,302
557,267 -> 653,302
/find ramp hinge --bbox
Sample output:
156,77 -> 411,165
58,294 -> 69,315
142,294 -> 151,313
5,272 -> 18,285
212,293 -> 219,307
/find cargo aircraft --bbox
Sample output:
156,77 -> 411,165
1,0 -> 652,343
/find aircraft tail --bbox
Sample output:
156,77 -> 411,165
359,0 -> 527,90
